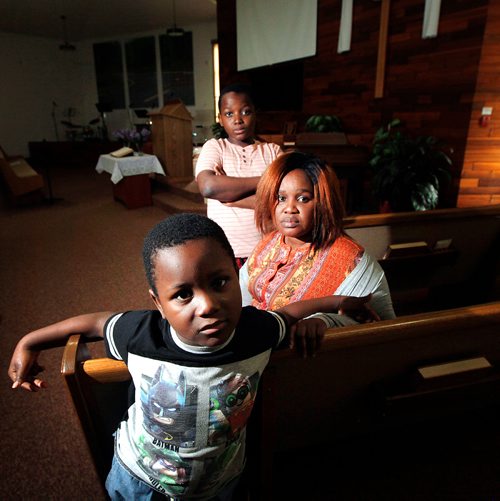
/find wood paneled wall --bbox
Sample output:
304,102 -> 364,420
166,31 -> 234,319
217,0 -> 496,208
459,0 -> 500,207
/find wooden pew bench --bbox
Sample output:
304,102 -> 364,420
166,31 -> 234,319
344,205 -> 500,315
255,301 -> 500,499
60,301 -> 500,499
60,338 -> 129,492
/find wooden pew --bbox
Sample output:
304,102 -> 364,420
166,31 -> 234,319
253,301 -> 500,499
60,301 -> 500,499
344,205 -> 500,314
60,337 -> 129,493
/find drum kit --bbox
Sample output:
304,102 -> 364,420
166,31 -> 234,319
60,117 -> 101,141
54,103 -> 112,141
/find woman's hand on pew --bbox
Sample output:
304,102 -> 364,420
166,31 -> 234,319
338,294 -> 380,323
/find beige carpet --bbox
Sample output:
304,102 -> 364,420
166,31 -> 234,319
0,164 -> 169,500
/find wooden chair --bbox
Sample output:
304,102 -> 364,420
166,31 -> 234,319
0,143 -> 21,161
0,144 -> 45,203
60,335 -> 130,490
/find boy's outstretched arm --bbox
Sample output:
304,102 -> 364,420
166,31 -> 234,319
8,312 -> 114,392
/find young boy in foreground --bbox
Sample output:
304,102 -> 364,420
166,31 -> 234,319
8,213 -> 373,500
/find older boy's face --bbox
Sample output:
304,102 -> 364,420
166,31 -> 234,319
219,91 -> 256,147
150,238 -> 242,347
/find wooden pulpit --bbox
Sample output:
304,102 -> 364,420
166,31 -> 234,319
149,100 -> 193,179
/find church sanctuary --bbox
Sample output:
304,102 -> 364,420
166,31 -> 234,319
1,1 -> 499,499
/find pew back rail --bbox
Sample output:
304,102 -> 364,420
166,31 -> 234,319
344,205 -> 500,314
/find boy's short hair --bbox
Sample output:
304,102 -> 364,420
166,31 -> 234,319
143,213 -> 237,294
218,83 -> 255,111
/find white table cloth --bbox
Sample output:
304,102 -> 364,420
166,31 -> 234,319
96,154 -> 165,184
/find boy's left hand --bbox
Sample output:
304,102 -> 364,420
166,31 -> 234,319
8,345 -> 48,392
289,318 -> 326,358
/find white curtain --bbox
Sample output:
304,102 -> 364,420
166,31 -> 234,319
422,0 -> 442,39
337,0 -> 353,53
237,0 -> 318,71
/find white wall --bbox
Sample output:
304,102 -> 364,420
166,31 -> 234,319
0,32 -> 88,156
0,21 -> 216,157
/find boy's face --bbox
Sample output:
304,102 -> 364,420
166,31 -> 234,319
219,91 -> 256,147
150,238 -> 242,347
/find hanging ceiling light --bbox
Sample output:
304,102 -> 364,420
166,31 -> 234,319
167,0 -> 185,37
59,15 -> 76,51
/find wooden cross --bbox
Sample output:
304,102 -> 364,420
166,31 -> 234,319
375,0 -> 390,98
339,0 -> 439,98
374,0 -> 441,97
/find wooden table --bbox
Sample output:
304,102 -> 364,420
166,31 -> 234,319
96,154 -> 165,209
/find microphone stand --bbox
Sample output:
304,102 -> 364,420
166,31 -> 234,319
43,100 -> 63,204
51,101 -> 59,141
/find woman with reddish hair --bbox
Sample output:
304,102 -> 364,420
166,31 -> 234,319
240,151 -> 395,332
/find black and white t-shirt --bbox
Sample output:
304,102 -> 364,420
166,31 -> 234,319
104,306 -> 287,499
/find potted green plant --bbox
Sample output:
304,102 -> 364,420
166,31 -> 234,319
370,119 -> 453,212
305,115 -> 343,133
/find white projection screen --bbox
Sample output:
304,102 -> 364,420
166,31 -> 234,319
236,0 -> 318,71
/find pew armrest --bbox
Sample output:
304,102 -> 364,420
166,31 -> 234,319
60,335 -> 131,490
